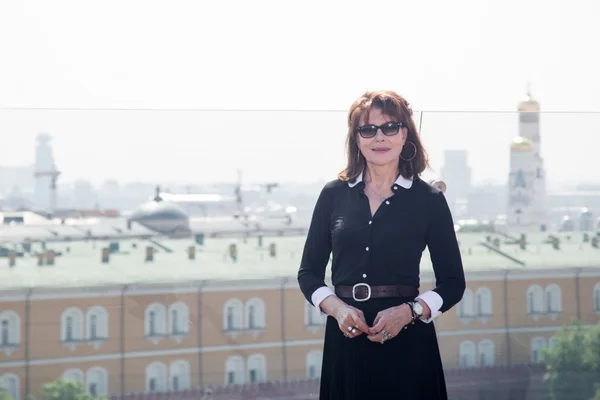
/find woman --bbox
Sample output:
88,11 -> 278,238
297,90 -> 466,399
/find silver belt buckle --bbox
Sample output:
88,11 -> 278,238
352,283 -> 371,302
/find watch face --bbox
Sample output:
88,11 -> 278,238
413,302 -> 423,315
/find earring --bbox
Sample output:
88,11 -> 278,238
356,149 -> 362,162
400,142 -> 417,161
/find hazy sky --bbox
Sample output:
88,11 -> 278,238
0,0 -> 599,189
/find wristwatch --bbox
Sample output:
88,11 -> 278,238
411,301 -> 424,318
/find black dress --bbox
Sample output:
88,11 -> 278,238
297,176 -> 466,400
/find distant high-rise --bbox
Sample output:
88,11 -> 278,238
34,133 -> 58,210
440,150 -> 472,216
507,89 -> 547,232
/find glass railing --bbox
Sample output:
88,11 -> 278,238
1,108 -> 600,400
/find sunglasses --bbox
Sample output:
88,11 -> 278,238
356,121 -> 404,138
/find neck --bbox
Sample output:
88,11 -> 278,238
364,162 -> 399,189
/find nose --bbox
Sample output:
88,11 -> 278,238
374,128 -> 386,140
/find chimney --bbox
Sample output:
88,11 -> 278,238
551,236 -> 560,250
519,234 -> 527,250
592,236 -> 598,249
229,243 -> 237,262
8,252 -> 16,268
195,233 -> 205,246
269,243 -> 277,258
37,254 -> 44,266
45,251 -> 55,266
257,235 -> 263,247
188,246 -> 196,260
145,246 -> 154,262
101,248 -> 110,263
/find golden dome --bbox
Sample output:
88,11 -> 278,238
510,136 -> 533,152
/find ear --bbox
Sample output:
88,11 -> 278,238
401,127 -> 408,142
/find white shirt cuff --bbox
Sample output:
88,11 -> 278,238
311,286 -> 336,316
416,290 -> 444,323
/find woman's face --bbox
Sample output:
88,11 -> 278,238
356,107 -> 407,168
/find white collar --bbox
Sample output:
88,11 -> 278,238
348,170 -> 413,189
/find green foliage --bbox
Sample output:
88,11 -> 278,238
0,388 -> 14,400
28,379 -> 107,400
542,320 -> 600,400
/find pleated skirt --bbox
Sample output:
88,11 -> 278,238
319,295 -> 448,400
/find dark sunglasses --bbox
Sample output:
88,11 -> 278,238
355,121 -> 404,138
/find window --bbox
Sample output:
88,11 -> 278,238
526,285 -> 544,314
146,362 -> 167,392
61,308 -> 84,342
459,341 -> 476,367
531,337 -> 548,363
545,284 -> 562,313
458,288 -> 474,317
169,360 -> 190,391
224,356 -> 244,385
306,350 -> 323,378
86,306 -> 108,340
245,298 -> 265,330
168,302 -> 189,335
145,304 -> 166,337
86,367 -> 108,397
305,302 -> 326,326
478,340 -> 495,366
0,374 -> 19,400
63,368 -> 84,383
223,299 -> 243,331
247,354 -> 266,383
0,311 -> 20,347
475,288 -> 492,317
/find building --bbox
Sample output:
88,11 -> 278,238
507,90 -> 547,232
440,150 -> 472,217
1,226 -> 600,400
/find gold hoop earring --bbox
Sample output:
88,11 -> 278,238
400,142 -> 417,161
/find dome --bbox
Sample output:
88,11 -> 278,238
130,200 -> 188,222
510,136 -> 533,152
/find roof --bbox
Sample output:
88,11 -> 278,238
1,227 -> 599,291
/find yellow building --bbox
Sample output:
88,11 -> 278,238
1,231 -> 600,400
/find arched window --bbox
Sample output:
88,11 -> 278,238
169,360 -> 190,391
526,285 -> 544,314
145,303 -> 166,337
306,350 -> 323,378
0,374 -> 19,400
63,368 -> 84,383
459,341 -> 476,367
245,298 -> 265,329
61,308 -> 84,342
223,299 -> 243,331
475,287 -> 493,317
86,367 -> 108,397
458,288 -> 474,317
0,310 -> 20,346
168,302 -> 189,335
145,362 -> 167,392
304,301 -> 326,326
86,306 -> 108,340
545,284 -> 562,313
478,340 -> 495,366
531,336 -> 548,363
247,354 -> 267,383
224,356 -> 244,385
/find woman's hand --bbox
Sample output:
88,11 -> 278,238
367,303 -> 413,343
333,304 -> 370,338
319,295 -> 370,338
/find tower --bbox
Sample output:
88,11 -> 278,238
34,133 -> 59,212
507,89 -> 547,232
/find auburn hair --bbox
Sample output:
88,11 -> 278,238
338,90 -> 429,182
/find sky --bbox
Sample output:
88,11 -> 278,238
0,0 -> 599,189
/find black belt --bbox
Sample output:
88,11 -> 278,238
335,284 -> 419,302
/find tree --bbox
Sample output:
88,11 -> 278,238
0,388 -> 14,400
542,320 -> 600,400
28,379 -> 106,400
